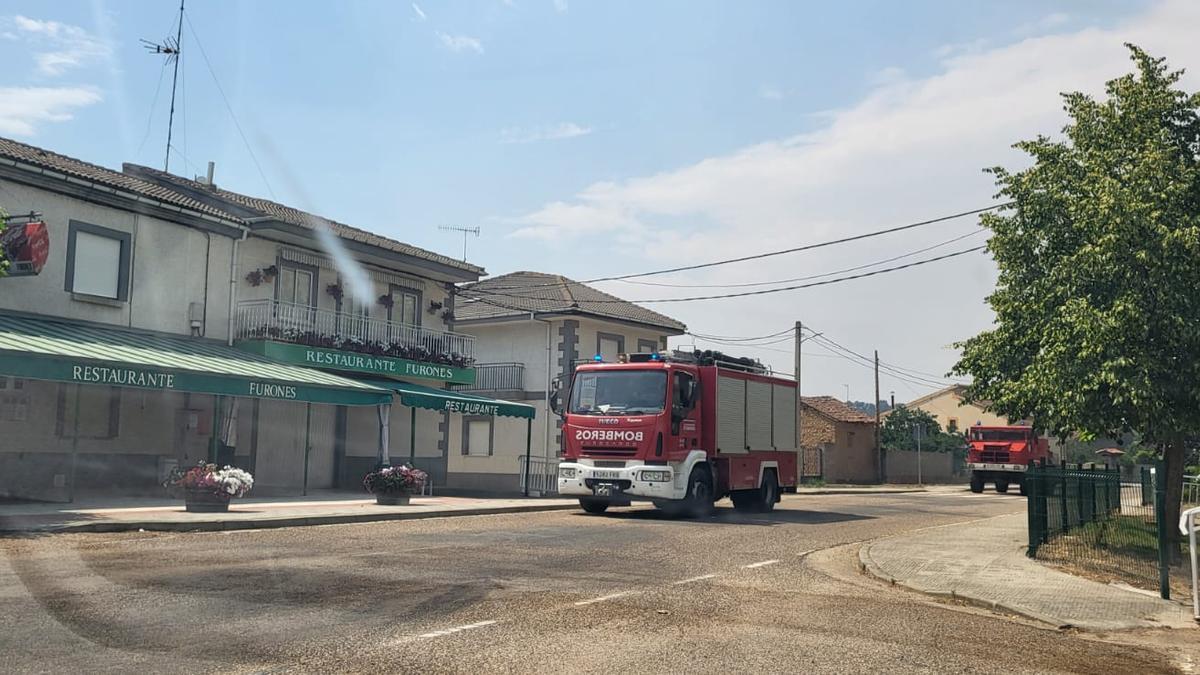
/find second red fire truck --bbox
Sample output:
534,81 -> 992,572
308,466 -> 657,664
554,350 -> 799,517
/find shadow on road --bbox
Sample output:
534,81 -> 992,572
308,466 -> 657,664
582,506 -> 875,527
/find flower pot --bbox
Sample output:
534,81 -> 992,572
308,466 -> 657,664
184,490 -> 231,513
375,493 -> 411,506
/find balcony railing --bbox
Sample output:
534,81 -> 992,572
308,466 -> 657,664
453,362 -> 524,392
236,299 -> 475,365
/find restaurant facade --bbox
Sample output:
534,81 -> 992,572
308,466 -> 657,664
0,137 -> 532,501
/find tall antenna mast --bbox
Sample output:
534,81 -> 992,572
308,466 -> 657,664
438,225 -> 480,261
142,0 -> 184,172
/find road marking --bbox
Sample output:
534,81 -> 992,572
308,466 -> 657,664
574,591 -> 633,606
742,559 -> 780,569
417,620 -> 497,639
672,574 -> 718,585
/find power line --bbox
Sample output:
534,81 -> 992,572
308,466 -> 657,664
183,12 -> 276,199
687,327 -> 794,342
461,245 -> 987,304
810,334 -> 955,389
614,227 -> 987,289
135,60 -> 169,157
470,203 -> 1009,292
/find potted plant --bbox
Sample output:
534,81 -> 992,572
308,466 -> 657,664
163,462 -> 255,512
363,464 -> 427,505
377,293 -> 394,310
326,281 -> 344,302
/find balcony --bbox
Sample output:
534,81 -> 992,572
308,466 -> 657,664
235,299 -> 476,384
453,362 -> 525,393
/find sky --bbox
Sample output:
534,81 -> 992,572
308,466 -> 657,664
2,0 -> 1199,404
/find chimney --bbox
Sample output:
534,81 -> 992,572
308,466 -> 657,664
206,161 -> 215,187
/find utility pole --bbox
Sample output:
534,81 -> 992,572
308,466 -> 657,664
890,391 -> 895,411
875,350 -> 883,484
915,421 -> 923,486
794,321 -> 803,483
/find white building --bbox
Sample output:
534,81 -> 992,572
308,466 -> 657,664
0,137 -> 532,501
450,271 -> 686,493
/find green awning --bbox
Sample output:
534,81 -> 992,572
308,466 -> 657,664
0,313 -> 391,406
362,378 -> 536,419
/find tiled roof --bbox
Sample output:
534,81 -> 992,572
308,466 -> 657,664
122,163 -> 483,276
802,396 -> 875,424
0,136 -> 242,223
457,271 -> 686,333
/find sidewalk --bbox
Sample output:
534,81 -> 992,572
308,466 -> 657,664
859,513 -> 1195,631
796,484 -> 929,496
0,492 -> 578,534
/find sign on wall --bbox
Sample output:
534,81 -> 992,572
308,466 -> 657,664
236,340 -> 477,385
1,220 -> 50,277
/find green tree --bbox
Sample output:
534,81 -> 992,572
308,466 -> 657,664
953,46 -> 1200,552
881,405 -> 964,453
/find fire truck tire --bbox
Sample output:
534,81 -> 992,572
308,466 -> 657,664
757,471 -> 779,513
995,480 -> 1010,493
684,466 -> 715,518
969,474 -> 984,493
578,498 -> 609,514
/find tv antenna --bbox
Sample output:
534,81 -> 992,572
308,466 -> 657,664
438,225 -> 480,261
141,0 -> 185,172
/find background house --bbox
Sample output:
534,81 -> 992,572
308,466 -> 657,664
452,271 -> 686,494
800,396 -> 878,483
888,384 -> 1010,433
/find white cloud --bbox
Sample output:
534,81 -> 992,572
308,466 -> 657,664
5,15 -> 111,76
501,0 -> 1200,399
0,86 -> 102,135
436,31 -> 484,54
500,122 -> 593,144
1015,12 -> 1070,36
411,3 -> 427,21
553,0 -> 568,12
759,85 -> 783,101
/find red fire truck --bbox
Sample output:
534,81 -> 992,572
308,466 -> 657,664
965,424 -> 1052,494
555,351 -> 798,517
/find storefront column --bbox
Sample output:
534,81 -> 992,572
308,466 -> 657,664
409,407 -> 417,464
377,402 -> 391,468
523,417 -> 533,497
68,383 -> 81,503
302,402 -> 312,496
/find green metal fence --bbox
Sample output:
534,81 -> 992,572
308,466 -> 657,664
1026,460 -> 1190,600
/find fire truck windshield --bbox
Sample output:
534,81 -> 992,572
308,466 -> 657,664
569,370 -> 667,415
971,429 -> 1030,442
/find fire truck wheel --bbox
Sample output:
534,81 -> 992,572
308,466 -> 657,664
578,498 -> 609,514
684,467 -> 715,518
969,474 -> 984,493
757,471 -> 779,513
995,480 -> 1010,493
1018,480 -> 1028,496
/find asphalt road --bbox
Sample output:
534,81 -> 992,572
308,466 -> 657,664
0,488 -> 1191,674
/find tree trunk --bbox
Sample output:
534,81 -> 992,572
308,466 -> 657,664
1163,437 -> 1185,565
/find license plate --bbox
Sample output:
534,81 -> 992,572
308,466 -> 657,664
592,470 -> 620,480
593,483 -> 613,497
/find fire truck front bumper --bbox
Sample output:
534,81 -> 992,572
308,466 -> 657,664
967,462 -> 1028,473
557,462 -> 682,501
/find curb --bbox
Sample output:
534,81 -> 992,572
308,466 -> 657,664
795,489 -> 928,496
856,541 -> 1070,629
0,502 -> 580,535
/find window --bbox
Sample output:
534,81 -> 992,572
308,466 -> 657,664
597,332 -> 623,362
948,418 -> 959,433
388,286 -> 421,326
55,385 -> 120,439
277,263 -> 316,307
637,339 -> 658,354
570,370 -> 666,415
463,417 -> 493,456
65,221 -> 131,300
672,371 -> 695,409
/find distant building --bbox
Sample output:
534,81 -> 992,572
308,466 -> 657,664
885,384 -> 1012,433
800,396 -> 877,483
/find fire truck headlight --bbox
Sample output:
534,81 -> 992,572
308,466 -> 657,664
640,470 -> 670,482
558,467 -> 576,480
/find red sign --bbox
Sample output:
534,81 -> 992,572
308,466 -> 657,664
1,221 -> 49,276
